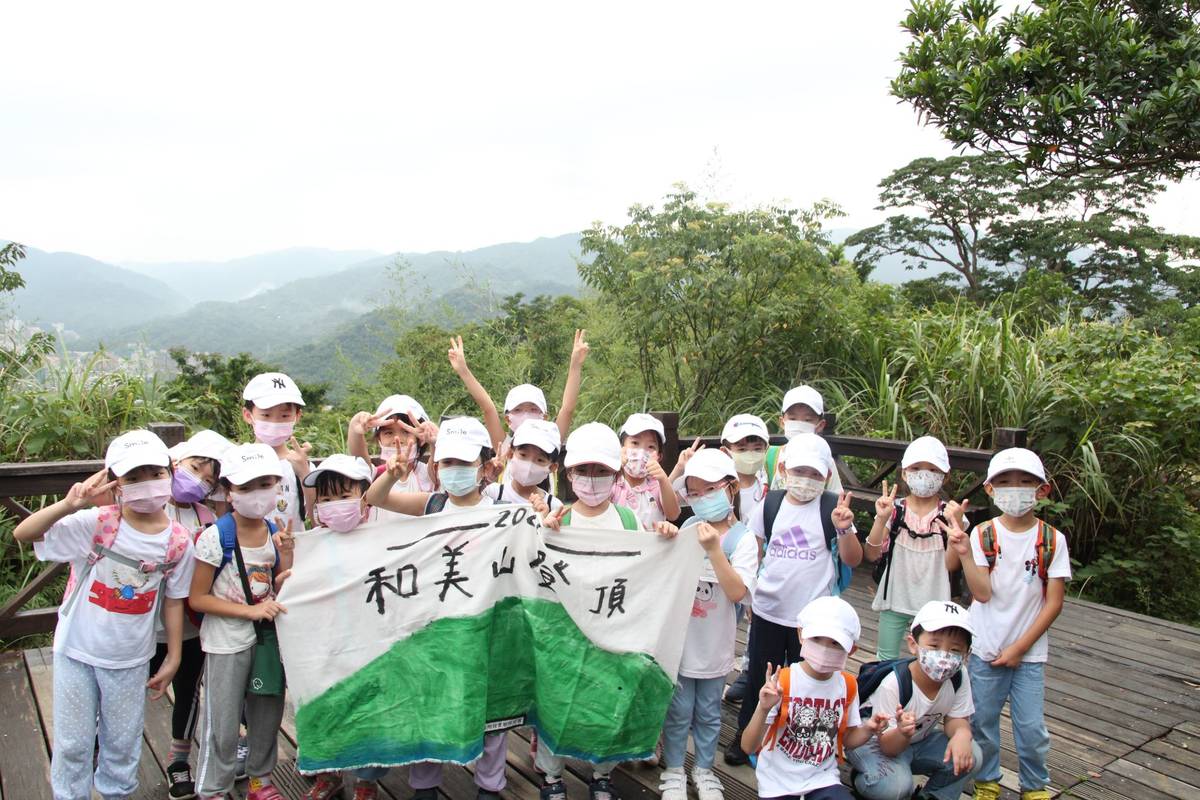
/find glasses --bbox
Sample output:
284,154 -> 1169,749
683,480 -> 733,501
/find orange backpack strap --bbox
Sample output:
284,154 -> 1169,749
837,671 -> 858,762
758,666 -> 791,753
1035,519 -> 1059,597
977,519 -> 999,571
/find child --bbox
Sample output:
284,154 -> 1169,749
727,436 -> 863,766
347,393 -> 436,481
242,371 -> 312,530
299,455 -> 391,800
847,601 -> 981,800
721,413 -> 771,517
660,450 -> 757,800
863,436 -> 961,660
14,430 -> 196,800
190,443 -> 294,800
611,413 -> 681,528
365,417 -> 510,800
483,417 -> 565,513
943,448 -> 1069,800
740,596 -> 888,800
765,385 -> 842,492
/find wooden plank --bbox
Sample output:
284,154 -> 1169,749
0,651 -> 52,800
0,607 -> 60,639
0,562 -> 67,623
1106,757 -> 1198,799
1123,746 -> 1200,788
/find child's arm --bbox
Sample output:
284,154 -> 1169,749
187,560 -> 287,621
365,462 -> 433,516
272,518 -> 296,573
940,516 -> 991,601
739,663 -> 783,754
842,707 -> 892,750
555,329 -> 589,441
448,336 -> 505,450
831,491 -> 864,567
696,522 -> 747,603
148,598 -> 184,699
647,458 -> 681,520
991,576 -> 1065,667
877,705 -> 917,757
13,471 -> 116,543
942,717 -> 975,776
347,411 -> 382,461
863,482 -> 897,563
668,439 -> 704,483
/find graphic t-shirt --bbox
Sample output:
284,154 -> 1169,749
680,523 -> 759,678
194,523 -> 278,655
748,497 -> 833,626
755,665 -> 861,798
610,478 -> 664,529
862,666 -> 974,744
35,508 -> 196,669
275,458 -> 310,531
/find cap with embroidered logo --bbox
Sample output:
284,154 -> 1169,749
105,430 -> 171,477
220,443 -> 285,485
243,372 -> 305,409
911,600 -> 975,637
721,414 -> 770,444
433,417 -> 493,463
781,384 -> 824,416
504,384 -> 547,414
302,454 -> 375,487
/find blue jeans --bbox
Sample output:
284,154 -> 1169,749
662,675 -> 725,770
968,654 -> 1050,791
846,732 -> 981,800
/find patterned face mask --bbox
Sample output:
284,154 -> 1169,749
917,646 -> 964,682
904,469 -> 944,498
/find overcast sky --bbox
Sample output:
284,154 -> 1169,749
2,1 -> 1196,264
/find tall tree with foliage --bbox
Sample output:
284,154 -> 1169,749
893,0 -> 1200,179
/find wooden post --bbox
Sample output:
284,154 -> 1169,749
149,422 -> 186,448
993,427 -> 1028,451
651,412 -> 680,473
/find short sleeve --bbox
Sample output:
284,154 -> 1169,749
864,673 -> 900,729
749,500 -> 767,540
730,531 -> 759,594
194,525 -> 224,568
969,527 -> 989,568
1047,531 -> 1071,580
33,508 -> 101,563
162,540 -> 197,599
845,683 -> 862,727
948,668 -> 975,719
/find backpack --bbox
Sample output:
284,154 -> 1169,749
872,499 -> 949,598
59,505 -> 194,620
856,657 -> 962,719
425,493 -> 449,514
764,445 -> 783,490
185,512 -> 279,626
976,517 -> 1060,598
561,504 -> 640,531
757,666 -> 858,762
678,518 -> 751,560
761,490 -> 854,595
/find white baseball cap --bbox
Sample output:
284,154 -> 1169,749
170,429 -> 232,463
220,443 -> 285,486
563,422 -> 622,472
911,600 -> 975,638
797,595 -> 861,652
619,413 -> 665,443
783,433 -> 833,475
721,414 -> 770,444
433,417 -> 493,463
504,384 -> 547,414
105,430 -> 171,477
986,447 -> 1047,484
513,418 -> 561,455
242,372 -> 305,409
781,384 -> 824,416
302,454 -> 375,487
684,449 -> 737,483
372,394 -> 428,425
902,435 -> 950,473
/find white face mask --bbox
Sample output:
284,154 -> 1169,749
992,486 -> 1039,517
230,487 -> 279,519
786,475 -> 824,504
905,469 -> 945,498
783,420 -> 817,441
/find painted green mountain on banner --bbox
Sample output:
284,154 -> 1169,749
294,596 -> 675,773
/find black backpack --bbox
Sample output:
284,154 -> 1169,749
857,657 -> 962,718
872,499 -> 948,599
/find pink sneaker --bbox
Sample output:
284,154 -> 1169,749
247,782 -> 286,800
303,773 -> 344,800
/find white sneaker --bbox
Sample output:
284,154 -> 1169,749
658,768 -> 686,800
691,767 -> 724,800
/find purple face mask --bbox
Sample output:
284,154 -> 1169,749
171,467 -> 211,504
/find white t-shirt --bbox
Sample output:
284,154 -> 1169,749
755,665 -> 861,798
274,458 -> 311,531
749,496 -> 834,626
968,519 -> 1071,663
34,508 -> 196,669
871,503 -> 953,616
484,477 -> 563,513
194,523 -> 279,655
861,665 -> 974,744
564,503 -> 627,530
680,524 -> 759,679
738,477 -> 768,522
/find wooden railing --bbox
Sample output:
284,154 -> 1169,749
0,418 -> 1025,640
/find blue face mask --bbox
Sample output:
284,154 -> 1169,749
691,488 -> 732,522
439,465 -> 480,497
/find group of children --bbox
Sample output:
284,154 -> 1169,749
11,330 -> 1070,800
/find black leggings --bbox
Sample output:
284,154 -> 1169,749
736,612 -> 802,734
148,636 -> 205,742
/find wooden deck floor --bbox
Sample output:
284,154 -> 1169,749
2,577 -> 1198,800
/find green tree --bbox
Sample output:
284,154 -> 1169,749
0,242 -> 27,294
893,0 -> 1200,179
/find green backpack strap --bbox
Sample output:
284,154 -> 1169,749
765,445 -> 782,488
615,504 -> 640,531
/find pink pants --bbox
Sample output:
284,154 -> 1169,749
409,731 -> 507,791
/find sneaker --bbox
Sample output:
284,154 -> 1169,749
973,781 -> 1002,800
658,768 -> 686,800
723,739 -> 749,766
353,783 -> 380,800
235,735 -> 249,780
247,784 -> 286,800
411,789 -> 439,800
540,781 -> 567,800
724,671 -> 748,703
166,760 -> 198,800
588,777 -> 619,800
303,773 -> 344,800
530,730 -> 544,774
691,768 -> 724,800
1020,791 -> 1052,800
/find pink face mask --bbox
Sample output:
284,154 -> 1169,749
254,419 -> 295,447
510,457 -> 550,487
570,474 -> 616,506
800,638 -> 848,673
507,411 -> 542,432
623,449 -> 650,479
316,498 -> 366,533
120,477 -> 172,514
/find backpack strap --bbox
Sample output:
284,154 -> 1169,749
837,671 -> 858,762
820,490 -> 852,595
424,493 -> 449,515
765,445 -> 782,489
721,521 -> 750,559
615,504 -> 640,531
977,519 -> 998,571
759,666 -> 792,753
893,658 -> 915,708
192,502 -> 216,529
1035,519 -> 1058,598
761,490 -> 786,546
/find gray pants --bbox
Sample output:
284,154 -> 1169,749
195,648 -> 285,796
534,740 -> 616,783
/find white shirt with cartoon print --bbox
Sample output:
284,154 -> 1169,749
194,524 -> 278,655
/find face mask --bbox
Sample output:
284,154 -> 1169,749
992,486 -> 1038,517
170,467 -> 212,504
510,457 -> 550,487
570,474 -> 616,506
691,488 -> 732,522
786,476 -> 824,504
253,419 -> 295,447
508,411 -> 541,432
120,477 -> 173,514
917,646 -> 964,682
624,449 -> 649,479
230,487 -> 279,519
379,445 -> 398,462
439,465 -> 480,497
317,498 -> 366,533
783,420 -> 817,441
732,450 -> 766,475
905,469 -> 945,498
800,638 -> 848,673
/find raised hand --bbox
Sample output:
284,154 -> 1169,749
874,480 -> 898,520
64,470 -> 119,511
349,411 -> 383,437
285,436 -> 313,475
645,456 -> 668,482
759,662 -> 783,709
529,489 -> 550,517
273,568 -> 293,592
696,521 -> 721,552
896,705 -> 918,737
944,497 -> 970,525
936,515 -> 970,557
384,443 -> 414,480
570,328 -> 590,368
448,335 -> 468,374
653,520 -> 679,539
542,504 -> 569,531
831,491 -> 856,530
481,455 -> 505,485
677,438 -> 705,468
272,518 -> 296,553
